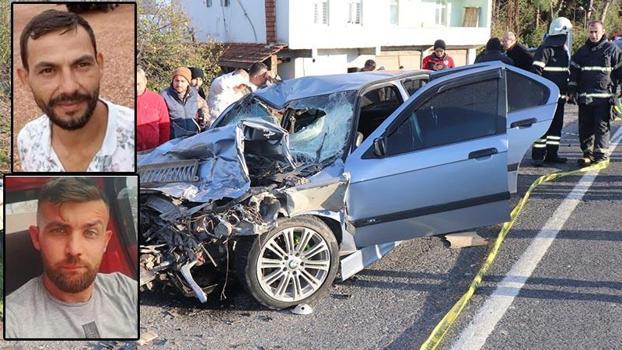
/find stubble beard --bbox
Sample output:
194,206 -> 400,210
44,255 -> 99,294
35,87 -> 100,131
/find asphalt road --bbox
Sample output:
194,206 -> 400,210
3,105 -> 621,349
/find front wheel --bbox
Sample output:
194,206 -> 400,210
234,216 -> 339,309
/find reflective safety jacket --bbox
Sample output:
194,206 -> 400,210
531,34 -> 570,94
569,36 -> 622,105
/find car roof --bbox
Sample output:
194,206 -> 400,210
255,70 -> 428,108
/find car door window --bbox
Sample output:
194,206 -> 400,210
357,85 -> 403,142
507,70 -> 550,112
385,78 -> 500,156
401,78 -> 427,96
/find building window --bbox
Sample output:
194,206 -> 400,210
347,0 -> 362,25
434,0 -> 447,26
206,0 -> 212,7
314,1 -> 329,25
389,0 -> 399,25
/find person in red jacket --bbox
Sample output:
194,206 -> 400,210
137,67 -> 170,151
422,39 -> 455,71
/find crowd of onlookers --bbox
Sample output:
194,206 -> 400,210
136,62 -> 275,151
138,18 -> 622,168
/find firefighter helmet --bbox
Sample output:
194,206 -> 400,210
549,17 -> 573,35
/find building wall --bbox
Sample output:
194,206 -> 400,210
276,48 -> 468,79
286,0 -> 491,49
182,0 -> 491,48
179,0 -> 267,43
180,0 -> 489,78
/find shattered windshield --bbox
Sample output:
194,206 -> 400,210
285,91 -> 356,164
217,95 -> 280,126
217,91 -> 357,165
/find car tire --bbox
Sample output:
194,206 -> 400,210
234,216 -> 339,310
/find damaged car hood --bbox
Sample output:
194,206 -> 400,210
138,120 -> 296,203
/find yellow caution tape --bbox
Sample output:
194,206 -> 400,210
420,159 -> 610,350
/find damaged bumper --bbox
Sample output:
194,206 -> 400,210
138,121 -> 348,302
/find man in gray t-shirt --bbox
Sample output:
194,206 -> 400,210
4,177 -> 137,339
6,272 -> 137,338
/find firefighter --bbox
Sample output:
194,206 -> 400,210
569,20 -> 622,167
530,17 -> 573,166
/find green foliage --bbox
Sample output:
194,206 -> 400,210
493,0 -> 622,52
138,0 -> 223,93
573,29 -> 588,52
522,26 -> 548,49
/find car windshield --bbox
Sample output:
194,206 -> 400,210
217,94 -> 280,126
217,90 -> 357,165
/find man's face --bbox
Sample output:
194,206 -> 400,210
18,26 -> 103,131
137,74 -> 147,95
29,200 -> 112,294
191,77 -> 202,88
502,34 -> 516,50
250,69 -> 268,87
433,48 -> 445,58
172,75 -> 189,94
588,23 -> 604,43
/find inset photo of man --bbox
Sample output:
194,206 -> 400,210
12,3 -> 135,172
3,176 -> 138,339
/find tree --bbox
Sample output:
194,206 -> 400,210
138,0 -> 223,92
492,0 -> 621,50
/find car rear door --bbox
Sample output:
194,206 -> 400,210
432,62 -> 560,193
505,67 -> 559,193
345,65 -> 511,248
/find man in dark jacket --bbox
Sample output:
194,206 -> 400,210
189,67 -> 207,99
529,17 -> 573,165
475,38 -> 514,65
160,67 -> 209,139
569,20 -> 622,166
503,31 -> 533,70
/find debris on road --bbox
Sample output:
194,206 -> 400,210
137,331 -> 159,346
291,303 -> 314,315
443,232 -> 488,248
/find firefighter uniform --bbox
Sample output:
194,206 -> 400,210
569,35 -> 622,165
531,33 -> 570,164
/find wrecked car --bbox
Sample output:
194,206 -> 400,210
138,62 -> 559,309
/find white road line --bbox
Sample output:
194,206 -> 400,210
451,125 -> 622,350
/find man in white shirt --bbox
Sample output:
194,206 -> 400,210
207,62 -> 271,122
5,177 -> 137,339
16,9 -> 134,172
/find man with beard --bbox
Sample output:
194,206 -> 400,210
161,66 -> 209,138
16,9 -> 134,172
5,177 -> 137,339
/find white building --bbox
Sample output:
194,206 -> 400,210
180,0 -> 491,79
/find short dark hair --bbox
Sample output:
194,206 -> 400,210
486,38 -> 503,51
249,62 -> 267,77
20,9 -> 98,71
364,59 -> 376,68
38,177 -> 109,210
588,20 -> 604,29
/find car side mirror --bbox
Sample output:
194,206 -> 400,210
373,137 -> 386,158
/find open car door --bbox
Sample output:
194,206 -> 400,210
432,62 -> 560,193
345,64 -> 513,248
504,66 -> 560,193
